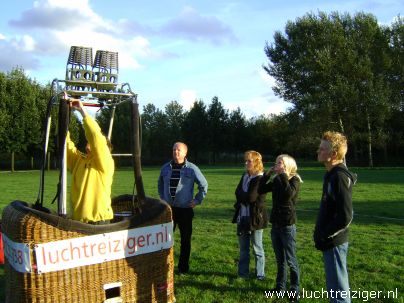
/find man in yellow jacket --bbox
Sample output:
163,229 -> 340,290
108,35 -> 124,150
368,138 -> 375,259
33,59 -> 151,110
66,97 -> 114,224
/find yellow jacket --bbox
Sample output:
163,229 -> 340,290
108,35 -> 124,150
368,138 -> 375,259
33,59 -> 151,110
66,116 -> 114,223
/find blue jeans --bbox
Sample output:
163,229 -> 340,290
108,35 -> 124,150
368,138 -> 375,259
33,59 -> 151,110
238,229 -> 265,278
271,225 -> 300,293
323,242 -> 351,303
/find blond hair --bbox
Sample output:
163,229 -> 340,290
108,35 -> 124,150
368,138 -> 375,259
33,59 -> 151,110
322,131 -> 347,161
276,154 -> 303,182
244,150 -> 264,175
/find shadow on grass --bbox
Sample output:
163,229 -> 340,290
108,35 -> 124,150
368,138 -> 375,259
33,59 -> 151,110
198,200 -> 404,228
299,167 -> 404,185
175,274 -> 269,294
204,169 -> 243,176
296,201 -> 404,226
184,269 -> 236,279
197,206 -> 234,221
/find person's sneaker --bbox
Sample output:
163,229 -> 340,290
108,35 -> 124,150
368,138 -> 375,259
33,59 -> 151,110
257,275 -> 265,281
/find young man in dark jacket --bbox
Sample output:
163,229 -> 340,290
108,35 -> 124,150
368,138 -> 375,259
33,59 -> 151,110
314,131 -> 356,303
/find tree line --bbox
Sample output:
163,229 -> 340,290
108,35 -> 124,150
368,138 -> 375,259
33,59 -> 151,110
0,11 -> 403,170
264,12 -> 404,167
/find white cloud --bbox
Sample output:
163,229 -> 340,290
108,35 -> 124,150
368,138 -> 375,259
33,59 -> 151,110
180,89 -> 197,109
47,0 -> 84,8
0,43 -> 40,71
219,68 -> 289,118
9,0 -> 95,30
4,0 -> 168,73
21,35 -> 36,51
0,33 -> 41,71
161,6 -> 238,44
5,34 -> 36,52
226,95 -> 290,118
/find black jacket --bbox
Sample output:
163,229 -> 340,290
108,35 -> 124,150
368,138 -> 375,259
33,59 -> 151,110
314,163 -> 357,251
232,173 -> 268,231
259,172 -> 300,227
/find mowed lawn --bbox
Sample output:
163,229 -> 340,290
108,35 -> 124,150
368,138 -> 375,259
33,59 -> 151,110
0,166 -> 403,302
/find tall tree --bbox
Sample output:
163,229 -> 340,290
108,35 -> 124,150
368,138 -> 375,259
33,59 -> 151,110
264,11 -> 392,166
1,68 -> 43,171
385,16 -> 404,161
0,72 -> 10,157
97,101 -> 132,153
388,16 -> 404,111
165,100 -> 185,144
182,100 -> 208,163
207,96 -> 229,164
341,13 -> 391,166
246,114 -> 276,158
228,107 -> 248,162
141,103 -> 169,163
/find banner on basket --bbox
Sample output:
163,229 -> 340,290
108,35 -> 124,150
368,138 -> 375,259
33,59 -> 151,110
2,234 -> 32,273
35,221 -> 173,273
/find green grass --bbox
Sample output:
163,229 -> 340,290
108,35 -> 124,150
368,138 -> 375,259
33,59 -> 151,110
0,166 -> 403,302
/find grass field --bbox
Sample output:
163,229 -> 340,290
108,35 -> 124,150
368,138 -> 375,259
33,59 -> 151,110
0,166 -> 403,302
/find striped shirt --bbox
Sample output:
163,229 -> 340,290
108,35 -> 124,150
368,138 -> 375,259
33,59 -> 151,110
170,162 -> 184,200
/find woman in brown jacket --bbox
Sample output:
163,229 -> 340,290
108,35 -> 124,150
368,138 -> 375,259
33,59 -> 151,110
232,150 -> 268,279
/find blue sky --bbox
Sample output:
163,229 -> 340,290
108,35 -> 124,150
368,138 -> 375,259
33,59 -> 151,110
0,0 -> 402,117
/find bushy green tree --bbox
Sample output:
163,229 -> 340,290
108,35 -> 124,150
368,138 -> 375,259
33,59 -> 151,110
97,101 -> 132,153
182,100 -> 209,162
207,96 -> 229,164
264,11 -> 393,166
0,72 -> 10,151
228,107 -> 248,163
385,16 -> 404,160
141,103 -> 170,163
1,68 -> 43,171
165,100 -> 185,144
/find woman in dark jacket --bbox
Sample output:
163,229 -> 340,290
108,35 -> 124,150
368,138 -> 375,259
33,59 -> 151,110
259,154 -> 302,302
232,150 -> 268,279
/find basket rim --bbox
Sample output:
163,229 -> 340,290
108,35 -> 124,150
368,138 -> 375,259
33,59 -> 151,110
4,195 -> 170,235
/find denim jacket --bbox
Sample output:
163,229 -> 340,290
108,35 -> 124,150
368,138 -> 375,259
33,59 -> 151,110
158,159 -> 208,208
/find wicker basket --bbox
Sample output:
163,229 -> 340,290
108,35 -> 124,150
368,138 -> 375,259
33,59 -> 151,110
1,195 -> 175,303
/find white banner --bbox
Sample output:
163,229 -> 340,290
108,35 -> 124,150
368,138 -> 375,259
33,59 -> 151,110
2,234 -> 32,273
35,222 -> 173,273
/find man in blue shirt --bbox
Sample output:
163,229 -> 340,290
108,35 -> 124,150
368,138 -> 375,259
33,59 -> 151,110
158,142 -> 208,274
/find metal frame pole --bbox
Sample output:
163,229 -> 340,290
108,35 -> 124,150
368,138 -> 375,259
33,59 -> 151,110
132,94 -> 145,203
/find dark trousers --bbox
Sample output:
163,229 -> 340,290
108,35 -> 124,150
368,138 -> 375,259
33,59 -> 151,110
172,207 -> 194,273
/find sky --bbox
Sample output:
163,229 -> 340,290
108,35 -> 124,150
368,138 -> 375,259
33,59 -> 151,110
0,0 -> 402,118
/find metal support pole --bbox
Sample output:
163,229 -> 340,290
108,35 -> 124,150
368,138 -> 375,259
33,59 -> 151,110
59,145 -> 67,216
132,94 -> 145,204
107,105 -> 116,141
36,115 -> 52,205
58,99 -> 69,216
